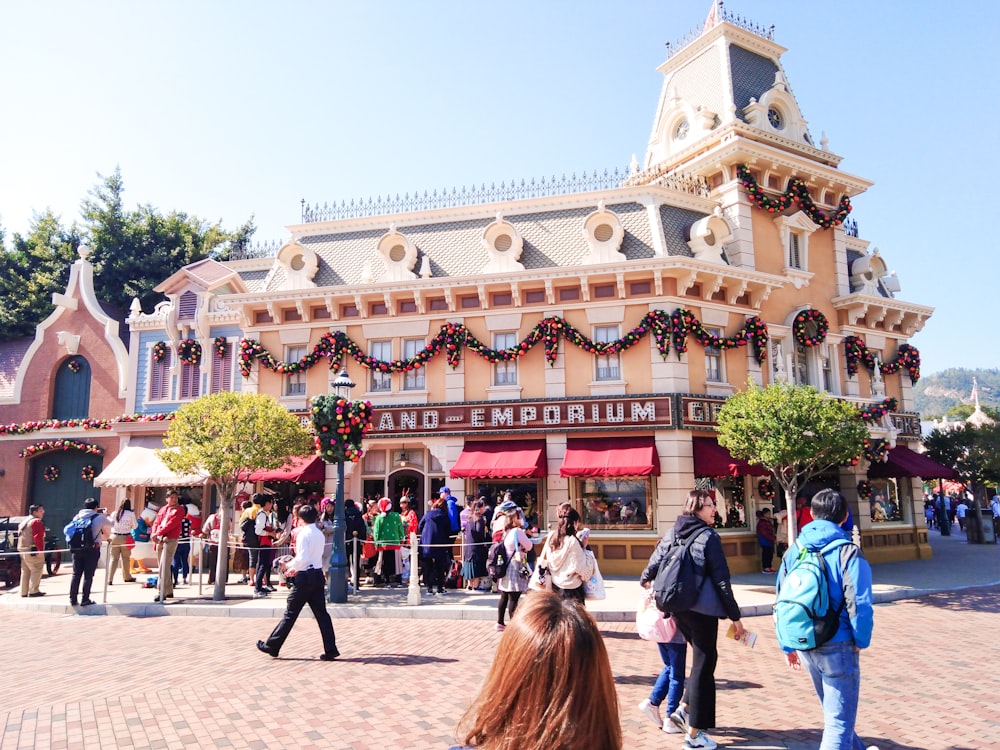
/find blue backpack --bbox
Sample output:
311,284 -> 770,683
774,538 -> 854,651
64,513 -> 98,551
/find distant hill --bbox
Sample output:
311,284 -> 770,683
913,368 -> 1000,418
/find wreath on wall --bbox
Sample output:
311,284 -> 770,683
43,465 -> 60,482
67,359 -> 82,374
152,341 -> 168,363
239,308 -> 770,378
736,164 -> 852,228
81,465 -> 96,481
792,309 -> 829,347
758,478 -> 776,501
178,339 -> 202,366
857,480 -> 872,501
311,394 -> 375,463
214,336 -> 228,359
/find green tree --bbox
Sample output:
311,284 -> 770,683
923,423 -> 1000,495
0,210 -> 81,340
716,381 -> 870,546
81,168 -> 247,313
159,392 -> 315,601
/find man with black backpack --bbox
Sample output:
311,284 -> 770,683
776,489 -> 874,750
66,497 -> 112,607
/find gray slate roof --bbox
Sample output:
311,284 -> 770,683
729,45 -> 781,122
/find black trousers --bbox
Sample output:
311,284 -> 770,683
552,582 -> 585,604
255,548 -> 274,591
264,568 -> 337,656
70,548 -> 100,603
422,555 -> 446,591
672,609 -> 720,731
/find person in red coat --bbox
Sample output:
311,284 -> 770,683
756,507 -> 777,573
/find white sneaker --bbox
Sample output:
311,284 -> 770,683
637,698 -> 662,728
663,723 -> 682,734
683,730 -> 718,749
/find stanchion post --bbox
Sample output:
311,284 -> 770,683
407,531 -> 421,605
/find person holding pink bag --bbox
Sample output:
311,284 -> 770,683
634,589 -> 688,734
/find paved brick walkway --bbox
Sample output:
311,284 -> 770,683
2,584 -> 997,749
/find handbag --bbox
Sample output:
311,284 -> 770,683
636,592 -> 678,642
528,563 -> 551,592
583,551 -> 606,600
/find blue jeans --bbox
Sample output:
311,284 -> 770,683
799,640 -> 867,750
650,641 -> 687,714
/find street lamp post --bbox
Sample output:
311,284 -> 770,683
327,368 -> 355,604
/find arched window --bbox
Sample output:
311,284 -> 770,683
52,358 -> 91,419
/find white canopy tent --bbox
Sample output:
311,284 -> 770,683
93,446 -> 209,488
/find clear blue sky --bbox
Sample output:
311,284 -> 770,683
1,1 -> 997,377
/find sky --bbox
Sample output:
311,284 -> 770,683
1,1 -> 998,378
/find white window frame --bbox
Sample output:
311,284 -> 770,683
285,346 -> 307,396
403,338 -> 426,390
703,325 -> 725,383
369,340 -> 393,392
493,332 -> 518,386
593,325 -> 621,381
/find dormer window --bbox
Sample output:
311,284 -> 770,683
674,119 -> 690,141
178,291 -> 198,320
767,107 -> 784,130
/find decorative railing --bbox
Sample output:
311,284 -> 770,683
227,239 -> 282,260
666,2 -> 774,60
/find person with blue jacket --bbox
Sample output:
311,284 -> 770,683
441,487 -> 461,542
778,488 -> 874,750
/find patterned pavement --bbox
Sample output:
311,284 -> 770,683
2,584 -> 997,750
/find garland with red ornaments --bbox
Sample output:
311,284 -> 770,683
758,478 -> 776,501
792,308 -> 829,347
214,336 -> 228,359
857,398 -> 898,423
239,309 -> 769,378
843,335 -> 921,382
736,164 -> 852,228
0,412 -> 173,438
178,339 -> 202,366
857,480 -> 872,501
310,394 -> 374,463
18,439 -> 105,459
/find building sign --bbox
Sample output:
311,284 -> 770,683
364,395 -> 673,438
679,395 -> 727,429
890,413 -> 922,441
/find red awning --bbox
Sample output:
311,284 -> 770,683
560,436 -> 660,478
247,454 -> 325,483
450,440 -> 547,479
867,445 -> 958,480
692,437 -> 768,478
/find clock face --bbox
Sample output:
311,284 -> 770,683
767,107 -> 783,129
674,119 -> 689,141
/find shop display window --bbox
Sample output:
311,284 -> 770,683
576,477 -> 654,531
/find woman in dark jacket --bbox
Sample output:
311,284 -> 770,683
419,495 -> 454,595
461,500 -> 489,591
639,489 -> 744,750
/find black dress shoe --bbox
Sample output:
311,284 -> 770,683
81,599 -> 96,606
70,600 -> 79,606
319,650 -> 340,661
28,592 -> 47,597
153,595 -> 164,603
256,640 -> 278,658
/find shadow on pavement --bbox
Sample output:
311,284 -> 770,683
341,653 -> 460,666
909,585 -> 1000,614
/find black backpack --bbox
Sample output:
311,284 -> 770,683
653,528 -> 710,614
64,513 -> 97,551
240,513 -> 258,544
486,536 -> 511,582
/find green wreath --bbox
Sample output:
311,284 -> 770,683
792,309 -> 828,347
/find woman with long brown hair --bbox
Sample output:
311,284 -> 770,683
537,502 -> 594,603
451,591 -> 622,750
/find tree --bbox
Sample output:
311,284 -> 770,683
924,423 -> 1000,495
159,392 -> 315,601
0,210 -> 81,340
716,381 -> 870,546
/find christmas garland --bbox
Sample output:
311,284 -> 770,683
792,308 -> 828,347
67,359 -> 82,374
0,412 -> 173,437
857,398 -> 898,423
19,439 -> 104,459
152,341 -> 168,363
311,394 -> 374,463
758,478 -> 776,501
857,480 -> 872,501
863,438 -> 889,464
81,465 -> 96,481
178,339 -> 202,366
239,309 -> 769,378
43,465 -> 60,482
736,165 -> 852,228
842,336 -> 921,383
214,336 -> 228,360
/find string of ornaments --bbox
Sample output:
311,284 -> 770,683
736,165 -> 852,228
843,336 -> 921,382
238,308 -> 770,379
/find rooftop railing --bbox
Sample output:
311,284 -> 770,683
666,2 -> 774,60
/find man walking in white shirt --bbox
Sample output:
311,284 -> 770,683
256,504 -> 339,661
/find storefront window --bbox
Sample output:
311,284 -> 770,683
869,477 -> 908,523
695,476 -> 747,529
576,477 -> 654,531
474,481 -> 542,530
